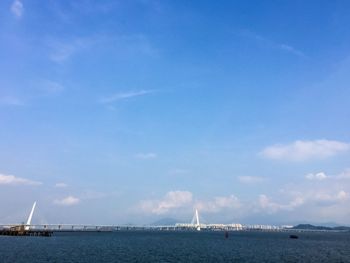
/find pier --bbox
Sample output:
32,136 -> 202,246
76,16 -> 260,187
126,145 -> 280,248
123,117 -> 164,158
0,201 -> 54,237
0,225 -> 52,237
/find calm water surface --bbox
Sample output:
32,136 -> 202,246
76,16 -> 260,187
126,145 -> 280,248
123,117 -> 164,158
1,231 -> 350,262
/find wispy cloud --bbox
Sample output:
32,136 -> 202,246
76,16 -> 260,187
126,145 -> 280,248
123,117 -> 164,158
239,29 -> 307,58
11,0 -> 23,18
55,182 -> 68,188
48,33 -> 157,64
138,191 -> 242,215
336,169 -> 350,179
139,191 -> 193,215
39,80 -> 65,94
305,169 -> 350,181
258,194 -> 304,213
0,80 -> 63,107
258,189 -> 350,213
135,152 -> 157,159
196,195 -> 241,213
48,38 -> 90,63
0,173 -> 42,186
100,90 -> 156,104
136,177 -> 350,222
260,139 -> 350,161
0,96 -> 24,106
312,190 -> 349,205
258,168 -> 350,216
56,1 -> 119,17
238,176 -> 265,184
115,34 -> 158,57
54,196 -> 80,206
279,44 -> 306,58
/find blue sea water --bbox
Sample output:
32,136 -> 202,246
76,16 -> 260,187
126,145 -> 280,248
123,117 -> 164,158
1,231 -> 350,262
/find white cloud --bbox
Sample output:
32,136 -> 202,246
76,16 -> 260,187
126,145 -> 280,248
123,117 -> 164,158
258,171 -> 350,216
258,194 -> 304,213
238,176 -> 265,184
305,172 -> 328,181
196,195 -> 241,213
260,139 -> 350,161
0,173 -> 42,186
139,192 -> 242,215
55,183 -> 68,188
135,178 -> 350,223
312,190 -> 349,205
11,0 -> 23,18
337,190 -> 349,201
54,196 -> 80,206
135,152 -> 157,159
258,195 -> 276,211
139,191 -> 193,214
100,90 -> 156,104
305,169 -> 350,181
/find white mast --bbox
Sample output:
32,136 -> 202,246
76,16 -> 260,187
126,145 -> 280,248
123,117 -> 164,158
25,201 -> 36,230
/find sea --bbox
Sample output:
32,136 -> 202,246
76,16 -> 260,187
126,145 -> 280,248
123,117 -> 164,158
1,231 -> 350,262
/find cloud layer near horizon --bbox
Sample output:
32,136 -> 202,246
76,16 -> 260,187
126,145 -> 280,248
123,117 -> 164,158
136,166 -> 350,224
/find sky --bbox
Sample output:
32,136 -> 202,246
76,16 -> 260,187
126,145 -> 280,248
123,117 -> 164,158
1,0 -> 350,226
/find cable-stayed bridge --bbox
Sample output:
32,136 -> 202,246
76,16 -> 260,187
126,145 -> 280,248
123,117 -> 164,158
0,203 -> 288,236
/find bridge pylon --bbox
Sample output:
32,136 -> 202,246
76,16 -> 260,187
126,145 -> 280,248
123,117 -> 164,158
191,209 -> 201,231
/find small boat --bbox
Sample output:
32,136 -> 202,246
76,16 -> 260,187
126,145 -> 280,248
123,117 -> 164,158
224,231 -> 229,239
289,234 -> 299,239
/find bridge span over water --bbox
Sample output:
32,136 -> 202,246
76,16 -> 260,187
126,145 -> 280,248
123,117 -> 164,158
0,202 -> 290,235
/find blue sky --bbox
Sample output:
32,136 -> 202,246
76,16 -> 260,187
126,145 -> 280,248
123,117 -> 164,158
1,0 -> 350,225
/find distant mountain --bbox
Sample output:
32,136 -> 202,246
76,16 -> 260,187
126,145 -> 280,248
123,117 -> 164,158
292,224 -> 350,231
150,218 -> 180,226
292,224 -> 332,230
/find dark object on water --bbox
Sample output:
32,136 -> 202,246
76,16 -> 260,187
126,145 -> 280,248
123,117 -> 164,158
289,234 -> 298,239
225,231 -> 229,239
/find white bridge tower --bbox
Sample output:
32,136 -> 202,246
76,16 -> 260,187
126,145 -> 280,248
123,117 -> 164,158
191,209 -> 201,231
24,201 -> 36,230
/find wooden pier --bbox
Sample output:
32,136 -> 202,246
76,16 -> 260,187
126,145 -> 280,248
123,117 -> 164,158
0,225 -> 52,237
